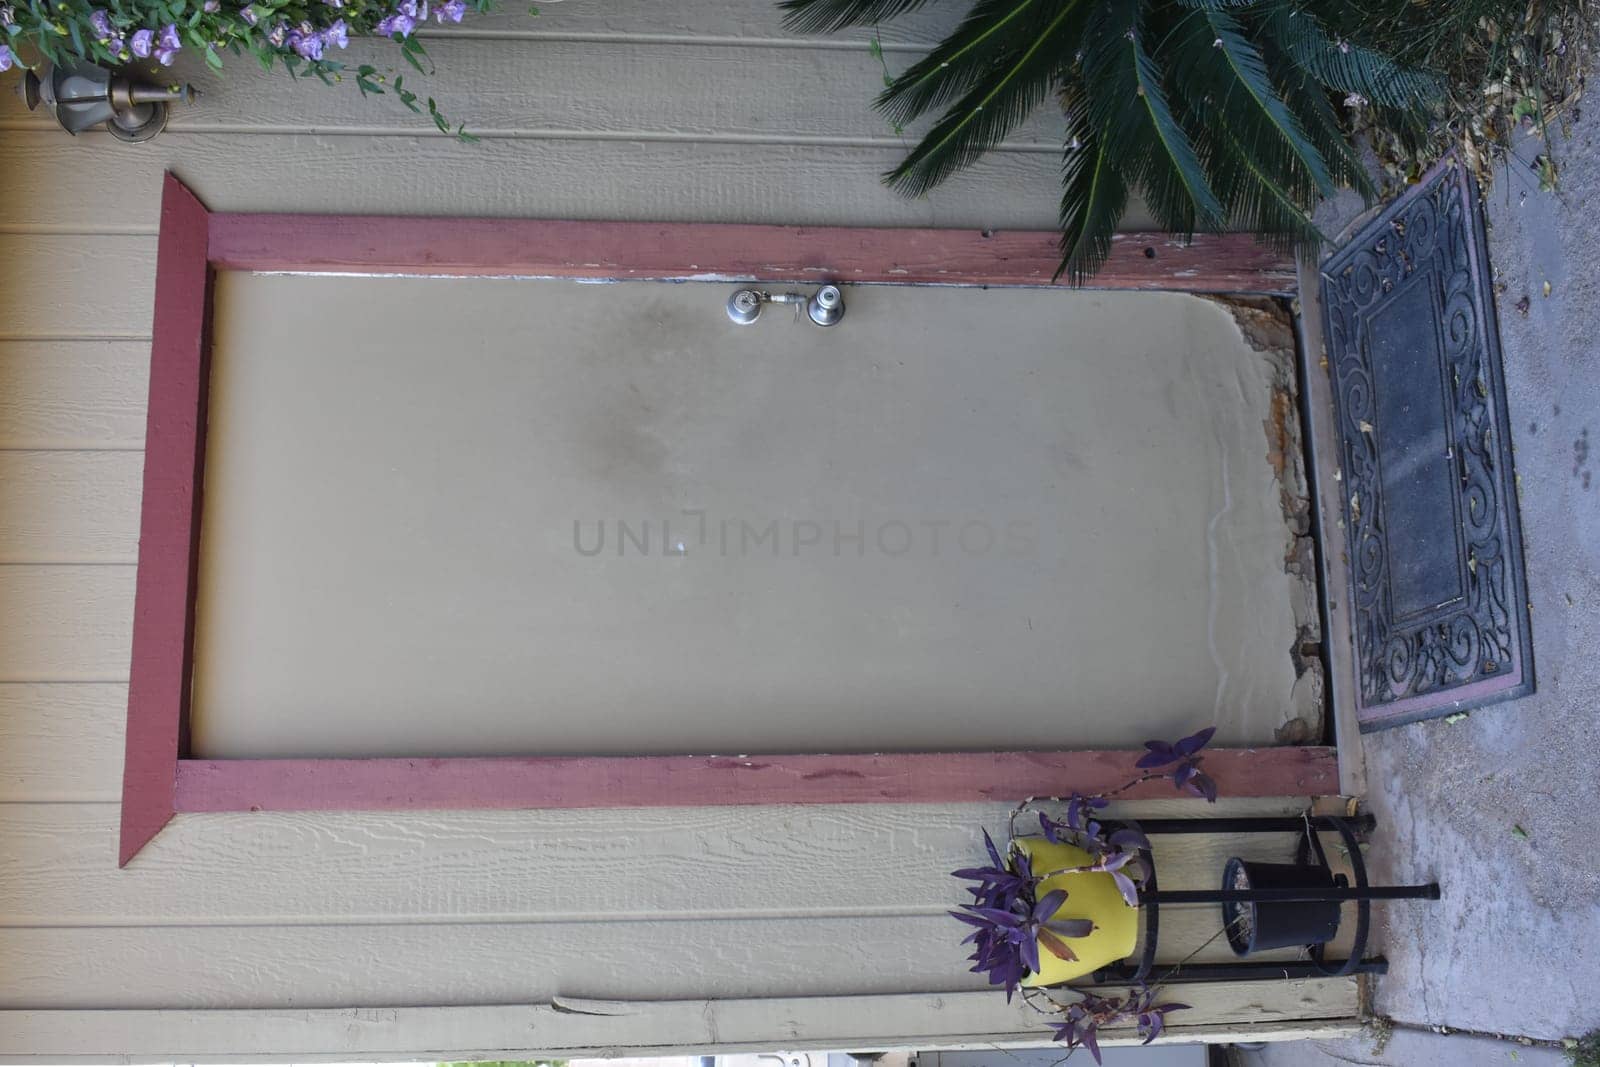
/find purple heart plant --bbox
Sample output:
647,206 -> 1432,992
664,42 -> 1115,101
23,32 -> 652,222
0,0 -> 518,139
1049,986 -> 1192,1064
950,725 -> 1216,1062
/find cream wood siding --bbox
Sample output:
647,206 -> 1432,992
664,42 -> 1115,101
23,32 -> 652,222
0,1 -> 1348,1053
0,0 -> 1091,232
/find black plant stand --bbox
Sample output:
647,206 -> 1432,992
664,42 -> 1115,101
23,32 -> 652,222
1089,813 -> 1439,986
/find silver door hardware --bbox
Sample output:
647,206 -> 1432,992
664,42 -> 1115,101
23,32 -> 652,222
726,285 -> 845,327
807,285 -> 845,327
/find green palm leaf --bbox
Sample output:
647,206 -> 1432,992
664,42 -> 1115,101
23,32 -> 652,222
1056,115 -> 1130,283
1130,42 -> 1224,230
878,0 -> 1065,128
1197,6 -> 1333,195
883,0 -> 1087,197
787,0 -> 1446,282
1277,59 -> 1378,202
780,0 -> 934,33
1083,0 -> 1221,233
1208,121 -> 1327,247
1264,2 -> 1443,108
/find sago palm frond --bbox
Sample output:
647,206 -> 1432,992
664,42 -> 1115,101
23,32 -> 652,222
1100,0 -> 1226,235
1260,2 -> 1444,108
1274,61 -> 1379,202
1057,109 -> 1131,284
882,0 -> 1091,196
782,0 -> 1445,281
778,0 -> 935,33
878,0 -> 1065,128
1163,13 -> 1327,247
1205,121 -> 1329,250
1193,6 -> 1333,195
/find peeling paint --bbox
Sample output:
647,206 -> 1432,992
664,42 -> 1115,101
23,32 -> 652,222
1207,294 -> 1327,740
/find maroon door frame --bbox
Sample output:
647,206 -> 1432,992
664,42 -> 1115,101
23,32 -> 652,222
120,172 -> 1329,866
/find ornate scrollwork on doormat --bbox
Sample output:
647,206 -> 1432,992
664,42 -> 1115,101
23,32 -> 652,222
1319,156 -> 1534,730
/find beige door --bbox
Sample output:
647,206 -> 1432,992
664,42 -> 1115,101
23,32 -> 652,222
190,272 -> 1316,759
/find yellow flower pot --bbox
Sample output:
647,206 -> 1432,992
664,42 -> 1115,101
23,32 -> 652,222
1016,837 -> 1140,987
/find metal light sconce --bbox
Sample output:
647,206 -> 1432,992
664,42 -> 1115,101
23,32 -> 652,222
23,59 -> 193,142
726,285 -> 846,327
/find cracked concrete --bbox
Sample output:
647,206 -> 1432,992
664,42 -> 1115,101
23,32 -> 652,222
1245,49 -> 1600,1067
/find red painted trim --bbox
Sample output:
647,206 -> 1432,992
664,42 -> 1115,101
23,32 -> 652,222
207,213 -> 1297,294
117,174 -> 1323,864
175,747 -> 1339,813
120,174 -> 213,867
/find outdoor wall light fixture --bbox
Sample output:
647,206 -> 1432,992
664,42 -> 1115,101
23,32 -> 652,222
23,60 -> 193,142
726,285 -> 845,327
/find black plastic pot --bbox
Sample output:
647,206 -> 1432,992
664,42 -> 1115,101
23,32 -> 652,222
1221,857 -> 1343,956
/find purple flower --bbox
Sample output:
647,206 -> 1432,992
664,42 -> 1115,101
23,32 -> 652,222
1176,765 -> 1218,801
323,0 -> 343,6
1066,792 -> 1109,832
0,43 -> 12,72
323,17 -> 348,48
0,5 -> 16,28
130,27 -> 153,57
436,0 -> 465,21
203,0 -> 220,11
287,22 -> 322,58
375,11 -> 414,36
88,8 -> 114,40
154,21 -> 182,64
239,5 -> 258,24
266,20 -> 286,45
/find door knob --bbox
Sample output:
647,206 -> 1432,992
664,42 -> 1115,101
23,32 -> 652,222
726,286 -> 845,327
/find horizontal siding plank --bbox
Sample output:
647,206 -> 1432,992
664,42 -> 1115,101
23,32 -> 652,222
0,685 -> 126,803
0,453 -> 141,564
0,132 -> 1104,234
3,987 -> 1360,1060
5,40 -> 1068,149
0,567 -> 133,681
0,918 -> 1354,1011
0,342 -> 149,449
0,236 -> 154,339
0,915 -> 981,1008
0,802 -> 1330,966
0,984 -> 1359,1059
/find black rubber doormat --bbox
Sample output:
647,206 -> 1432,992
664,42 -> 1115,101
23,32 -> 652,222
1319,156 -> 1534,731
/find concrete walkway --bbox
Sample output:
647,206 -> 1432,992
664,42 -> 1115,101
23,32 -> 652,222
1352,117 -> 1600,1044
1242,1027 -> 1568,1067
1247,58 -> 1600,1067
